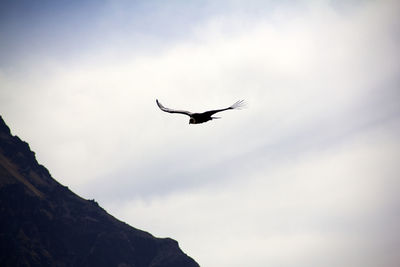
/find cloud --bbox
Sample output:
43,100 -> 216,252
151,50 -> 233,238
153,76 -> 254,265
108,119 -> 400,266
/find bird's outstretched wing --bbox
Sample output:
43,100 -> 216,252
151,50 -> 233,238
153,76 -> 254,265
202,100 -> 246,117
156,99 -> 193,116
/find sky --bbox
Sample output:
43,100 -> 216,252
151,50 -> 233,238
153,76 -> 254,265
1,0 -> 400,266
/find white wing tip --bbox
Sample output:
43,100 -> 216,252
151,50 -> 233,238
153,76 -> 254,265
231,100 -> 246,110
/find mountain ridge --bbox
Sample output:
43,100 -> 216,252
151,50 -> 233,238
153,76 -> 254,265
0,116 -> 199,267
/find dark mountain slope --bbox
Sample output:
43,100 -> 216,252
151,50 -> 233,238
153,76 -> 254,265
0,116 -> 199,267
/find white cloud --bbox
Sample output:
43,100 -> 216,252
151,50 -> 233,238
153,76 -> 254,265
108,119 -> 400,267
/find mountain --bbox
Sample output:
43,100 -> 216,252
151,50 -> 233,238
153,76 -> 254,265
0,116 -> 199,267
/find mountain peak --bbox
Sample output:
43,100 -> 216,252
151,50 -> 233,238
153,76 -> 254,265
0,116 -> 11,135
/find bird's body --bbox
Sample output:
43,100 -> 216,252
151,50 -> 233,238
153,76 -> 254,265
156,99 -> 245,124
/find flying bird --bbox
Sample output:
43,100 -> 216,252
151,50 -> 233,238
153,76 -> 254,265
156,99 -> 245,124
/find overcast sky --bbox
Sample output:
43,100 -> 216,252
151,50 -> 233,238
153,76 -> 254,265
1,1 -> 400,266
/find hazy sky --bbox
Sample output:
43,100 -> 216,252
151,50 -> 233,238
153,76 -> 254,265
1,1 -> 400,266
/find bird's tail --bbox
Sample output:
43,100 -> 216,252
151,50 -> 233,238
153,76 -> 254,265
211,116 -> 221,120
230,100 -> 246,110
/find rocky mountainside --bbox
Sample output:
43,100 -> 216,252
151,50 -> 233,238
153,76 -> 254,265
0,116 -> 199,267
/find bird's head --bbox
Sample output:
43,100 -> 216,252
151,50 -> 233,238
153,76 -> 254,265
189,118 -> 195,124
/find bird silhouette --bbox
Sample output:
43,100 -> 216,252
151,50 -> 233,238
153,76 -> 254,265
156,99 -> 245,124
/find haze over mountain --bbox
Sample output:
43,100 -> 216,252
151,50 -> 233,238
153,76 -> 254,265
0,116 -> 199,267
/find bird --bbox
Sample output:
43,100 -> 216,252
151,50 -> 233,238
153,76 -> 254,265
156,99 -> 245,124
